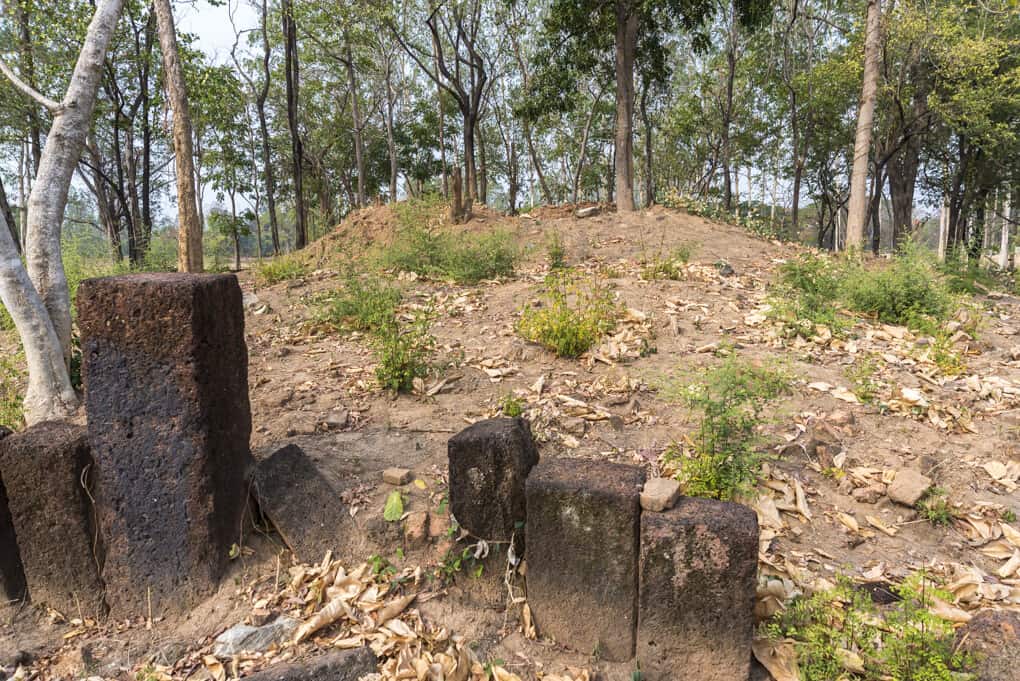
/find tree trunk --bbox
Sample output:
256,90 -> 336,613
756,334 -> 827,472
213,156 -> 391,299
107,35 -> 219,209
640,80 -> 654,208
845,0 -> 881,250
153,0 -> 202,272
721,3 -> 737,211
256,0 -> 280,254
524,122 -> 552,205
3,0 -> 125,422
613,2 -> 637,212
384,57 -> 398,202
462,113 -> 477,203
478,120 -> 488,205
282,0 -> 307,249
573,89 -> 602,206
344,39 -> 366,208
17,1 -> 42,176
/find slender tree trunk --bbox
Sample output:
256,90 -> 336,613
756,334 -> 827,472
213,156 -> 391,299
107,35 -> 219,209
721,3 -> 737,211
524,122 -> 552,205
255,0 -> 280,254
572,89 -> 602,206
282,0 -> 307,248
384,57 -> 398,202
16,1 -> 42,175
153,0 -> 202,272
2,0 -> 125,423
344,39 -> 366,208
640,80 -> 654,208
478,120 -> 488,205
845,0 -> 882,250
462,113 -> 477,204
613,2 -> 637,212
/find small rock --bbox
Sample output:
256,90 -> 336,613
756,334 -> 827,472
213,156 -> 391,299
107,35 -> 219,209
640,478 -> 681,512
242,292 -> 260,308
213,617 -> 299,656
321,410 -> 350,430
241,646 -> 377,681
716,261 -> 736,277
575,206 -> 599,218
852,485 -> 885,504
886,469 -> 933,507
955,609 -> 1020,681
560,416 -> 587,436
404,511 -> 429,549
382,468 -> 413,486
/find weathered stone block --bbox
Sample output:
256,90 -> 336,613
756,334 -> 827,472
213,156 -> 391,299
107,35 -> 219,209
637,497 -> 759,680
254,444 -> 348,563
448,418 -> 538,545
242,646 -> 377,681
0,425 -> 26,604
525,458 -> 645,661
955,609 -> 1020,681
0,422 -> 104,615
78,273 -> 254,616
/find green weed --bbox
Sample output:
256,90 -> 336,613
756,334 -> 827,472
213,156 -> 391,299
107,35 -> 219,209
516,271 -> 620,358
640,243 -> 695,281
0,354 -> 24,430
665,356 -> 789,500
313,273 -> 401,334
379,226 -> 517,284
844,355 -> 883,404
761,573 -> 971,681
255,255 -> 308,285
547,231 -> 566,270
917,487 -> 954,526
375,311 -> 435,393
500,393 -> 524,417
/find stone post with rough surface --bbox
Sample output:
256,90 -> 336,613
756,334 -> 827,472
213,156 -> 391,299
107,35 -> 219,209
637,496 -> 759,680
0,425 -> 27,604
78,273 -> 253,616
525,458 -> 645,661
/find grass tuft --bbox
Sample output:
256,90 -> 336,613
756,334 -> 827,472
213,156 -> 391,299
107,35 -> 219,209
516,271 -> 620,358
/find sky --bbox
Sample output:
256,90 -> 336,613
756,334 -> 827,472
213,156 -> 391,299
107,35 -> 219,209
178,0 -> 258,65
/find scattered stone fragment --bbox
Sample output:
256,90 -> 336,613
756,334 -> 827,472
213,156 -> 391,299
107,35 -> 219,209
403,511 -> 429,549
78,273 -> 254,617
0,426 -> 26,604
213,617 -> 300,656
382,467 -> 413,486
637,497 -> 759,681
241,646 -> 377,681
886,469 -> 933,507
852,485 -> 885,504
255,444 -> 349,563
0,422 -> 104,615
448,418 -> 539,547
575,206 -> 599,218
321,410 -> 350,431
525,458 -> 645,662
955,609 -> 1020,681
640,478 -> 681,512
428,510 -> 451,539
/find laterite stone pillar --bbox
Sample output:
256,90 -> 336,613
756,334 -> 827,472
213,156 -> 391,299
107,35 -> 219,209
78,273 -> 253,617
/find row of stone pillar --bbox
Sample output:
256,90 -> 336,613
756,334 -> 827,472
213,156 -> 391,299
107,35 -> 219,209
1,274 -> 253,618
449,417 -> 760,680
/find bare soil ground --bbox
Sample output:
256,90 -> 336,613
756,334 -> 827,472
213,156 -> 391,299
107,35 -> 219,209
2,204 -> 1019,680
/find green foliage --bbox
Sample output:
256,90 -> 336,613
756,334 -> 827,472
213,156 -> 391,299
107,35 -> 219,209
666,357 -> 789,500
641,243 -> 695,280
516,271 -> 620,358
500,393 -> 524,418
917,488 -> 954,526
380,225 -> 518,285
314,273 -> 402,334
547,231 -> 567,270
0,354 -> 24,431
375,311 -> 435,393
762,574 -> 971,681
255,255 -> 309,285
771,249 -> 962,340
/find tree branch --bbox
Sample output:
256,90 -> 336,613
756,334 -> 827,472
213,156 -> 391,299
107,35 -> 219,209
0,55 -> 63,113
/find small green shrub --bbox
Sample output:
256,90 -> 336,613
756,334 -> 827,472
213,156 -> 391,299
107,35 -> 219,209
380,226 -> 517,284
500,393 -> 524,417
516,271 -> 620,358
665,356 -> 789,500
256,255 -> 308,285
641,243 -> 695,281
0,303 -> 12,331
917,487 -> 953,526
375,311 -> 434,393
547,231 -> 566,270
314,274 -> 401,334
769,253 -> 847,336
762,573 -> 971,681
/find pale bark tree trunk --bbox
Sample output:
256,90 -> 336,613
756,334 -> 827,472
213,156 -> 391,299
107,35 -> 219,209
344,39 -> 366,208
573,86 -> 604,206
613,2 -> 637,212
153,0 -> 203,272
0,0 -> 125,423
845,0 -> 881,250
997,193 -> 1010,270
282,0 -> 307,248
383,54 -> 399,202
0,177 -> 19,253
